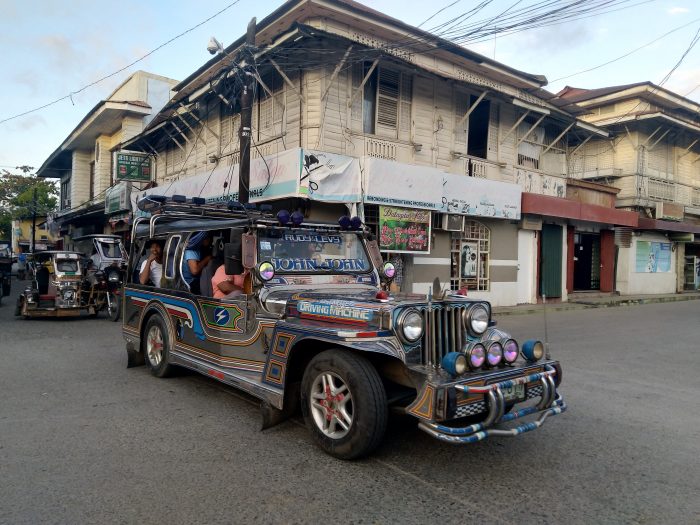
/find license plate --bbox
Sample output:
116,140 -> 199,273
502,383 -> 525,403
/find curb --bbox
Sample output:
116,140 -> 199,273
494,294 -> 700,316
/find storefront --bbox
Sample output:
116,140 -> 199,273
521,193 -> 638,301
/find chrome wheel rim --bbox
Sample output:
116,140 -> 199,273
146,325 -> 164,367
309,372 -> 353,439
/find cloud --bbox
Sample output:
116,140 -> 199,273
668,7 -> 690,15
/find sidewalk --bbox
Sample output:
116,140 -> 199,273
493,291 -> 700,316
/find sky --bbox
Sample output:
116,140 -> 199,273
0,0 -> 698,175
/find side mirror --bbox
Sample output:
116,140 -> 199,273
224,240 -> 243,276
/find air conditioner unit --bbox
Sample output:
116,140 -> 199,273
441,214 -> 464,232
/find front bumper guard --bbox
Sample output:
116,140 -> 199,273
418,365 -> 567,444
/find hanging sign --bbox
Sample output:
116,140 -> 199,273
379,206 -> 431,254
114,151 -> 152,182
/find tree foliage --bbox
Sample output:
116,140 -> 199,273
0,173 -> 59,238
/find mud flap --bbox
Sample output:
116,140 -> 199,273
126,341 -> 145,368
260,382 -> 300,430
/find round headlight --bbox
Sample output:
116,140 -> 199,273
521,339 -> 545,362
382,262 -> 396,279
502,339 -> 519,364
398,309 -> 423,343
463,304 -> 489,335
485,341 -> 503,367
465,342 -> 486,369
441,352 -> 467,376
107,271 -> 120,282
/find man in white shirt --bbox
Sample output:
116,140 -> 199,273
139,240 -> 163,286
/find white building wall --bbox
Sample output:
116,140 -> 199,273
616,233 -> 677,295
517,229 -> 537,304
71,150 -> 92,207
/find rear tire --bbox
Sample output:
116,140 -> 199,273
301,349 -> 387,460
143,315 -> 174,378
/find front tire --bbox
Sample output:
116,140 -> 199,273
143,315 -> 174,378
107,291 -> 121,322
301,350 -> 387,460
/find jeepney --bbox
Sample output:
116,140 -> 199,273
123,196 -> 565,459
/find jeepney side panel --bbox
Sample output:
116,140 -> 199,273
261,322 -> 407,390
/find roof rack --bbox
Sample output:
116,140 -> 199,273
134,195 -> 275,238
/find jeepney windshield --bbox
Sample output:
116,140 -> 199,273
258,230 -> 371,274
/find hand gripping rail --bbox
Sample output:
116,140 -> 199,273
418,365 -> 567,444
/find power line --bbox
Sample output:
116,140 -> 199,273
551,16 -> 700,83
0,0 -> 245,126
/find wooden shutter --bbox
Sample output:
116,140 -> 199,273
376,68 -> 399,129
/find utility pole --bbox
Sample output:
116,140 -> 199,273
238,17 -> 256,204
31,186 -> 37,254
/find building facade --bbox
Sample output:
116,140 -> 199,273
123,0 -> 649,306
37,71 -> 179,250
557,83 -> 700,293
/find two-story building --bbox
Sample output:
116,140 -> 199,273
557,82 -> 700,293
123,0 -> 633,306
36,70 -> 179,250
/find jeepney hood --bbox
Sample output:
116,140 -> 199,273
282,290 -> 481,329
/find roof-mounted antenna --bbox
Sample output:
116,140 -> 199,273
542,293 -> 551,360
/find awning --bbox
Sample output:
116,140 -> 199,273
521,193 -> 638,227
638,217 -> 700,234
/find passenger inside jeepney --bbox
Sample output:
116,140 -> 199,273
182,231 -> 212,295
139,239 -> 164,286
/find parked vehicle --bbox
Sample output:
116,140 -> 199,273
0,240 -> 12,305
15,251 -> 117,319
122,196 -> 565,459
74,234 -> 127,321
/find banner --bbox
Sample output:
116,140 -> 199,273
635,241 -> 672,273
299,150 -> 362,202
362,157 -> 521,219
379,206 -> 431,254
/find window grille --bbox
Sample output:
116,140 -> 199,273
450,220 -> 490,291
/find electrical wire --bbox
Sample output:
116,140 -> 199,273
0,0 -> 245,126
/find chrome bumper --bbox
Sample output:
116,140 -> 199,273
418,365 -> 566,444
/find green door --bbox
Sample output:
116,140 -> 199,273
540,224 -> 562,298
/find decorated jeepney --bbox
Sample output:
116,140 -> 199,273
123,196 -> 565,459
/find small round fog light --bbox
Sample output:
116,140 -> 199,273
502,339 -> 519,364
486,341 -> 503,367
521,339 -> 545,362
442,352 -> 467,376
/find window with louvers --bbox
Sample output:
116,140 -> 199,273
377,68 -> 399,129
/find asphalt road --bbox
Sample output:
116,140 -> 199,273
1,283 -> 699,524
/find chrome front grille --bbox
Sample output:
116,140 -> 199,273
421,305 -> 467,367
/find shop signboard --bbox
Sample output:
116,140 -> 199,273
635,241 -> 672,273
379,206 -> 431,254
114,151 -> 152,182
